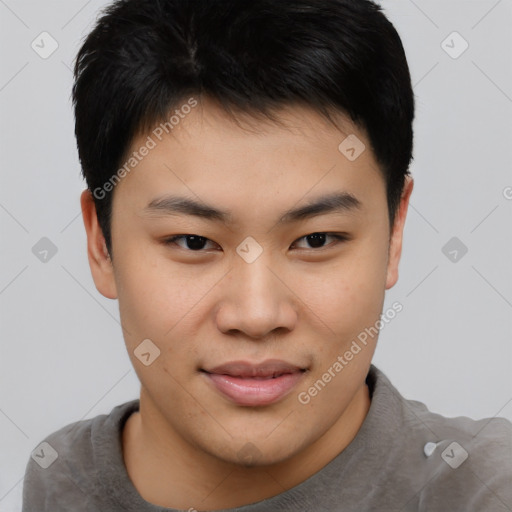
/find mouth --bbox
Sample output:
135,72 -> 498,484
201,359 -> 307,407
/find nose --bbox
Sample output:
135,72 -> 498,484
215,253 -> 298,339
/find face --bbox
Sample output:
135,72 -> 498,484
82,98 -> 412,468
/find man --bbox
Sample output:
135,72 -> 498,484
22,0 -> 512,510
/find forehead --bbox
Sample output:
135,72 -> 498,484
150,99 -> 366,155
114,98 -> 386,220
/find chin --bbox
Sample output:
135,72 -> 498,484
226,436 -> 304,468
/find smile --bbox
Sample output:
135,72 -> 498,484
201,359 -> 307,406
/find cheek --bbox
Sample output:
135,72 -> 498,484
114,247 -> 207,338
293,243 -> 388,344
112,247 -> 222,386
113,252 -> 204,408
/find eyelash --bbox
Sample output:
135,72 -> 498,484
163,233 -> 349,252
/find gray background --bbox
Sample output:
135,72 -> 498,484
1,0 -> 511,510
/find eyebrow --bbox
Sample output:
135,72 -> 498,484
143,192 -> 362,225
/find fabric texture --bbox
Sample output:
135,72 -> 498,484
22,365 -> 512,511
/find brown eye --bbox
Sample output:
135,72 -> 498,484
292,232 -> 348,250
164,235 -> 219,251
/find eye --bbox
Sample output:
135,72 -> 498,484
291,232 -> 348,250
163,232 -> 347,252
163,235 -> 220,251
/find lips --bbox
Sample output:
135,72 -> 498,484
202,359 -> 307,406
204,359 -> 305,378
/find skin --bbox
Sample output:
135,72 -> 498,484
81,97 -> 413,510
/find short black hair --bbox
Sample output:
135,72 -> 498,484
73,0 -> 414,255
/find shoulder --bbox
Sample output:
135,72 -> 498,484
405,393 -> 512,465
417,406 -> 511,509
22,400 -> 139,512
392,379 -> 512,510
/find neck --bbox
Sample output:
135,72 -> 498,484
122,383 -> 371,510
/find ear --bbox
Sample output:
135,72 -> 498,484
385,176 -> 414,290
80,189 -> 118,299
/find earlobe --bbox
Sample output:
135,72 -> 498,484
80,189 -> 118,299
385,176 -> 414,290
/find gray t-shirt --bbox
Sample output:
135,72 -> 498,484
22,365 -> 512,511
